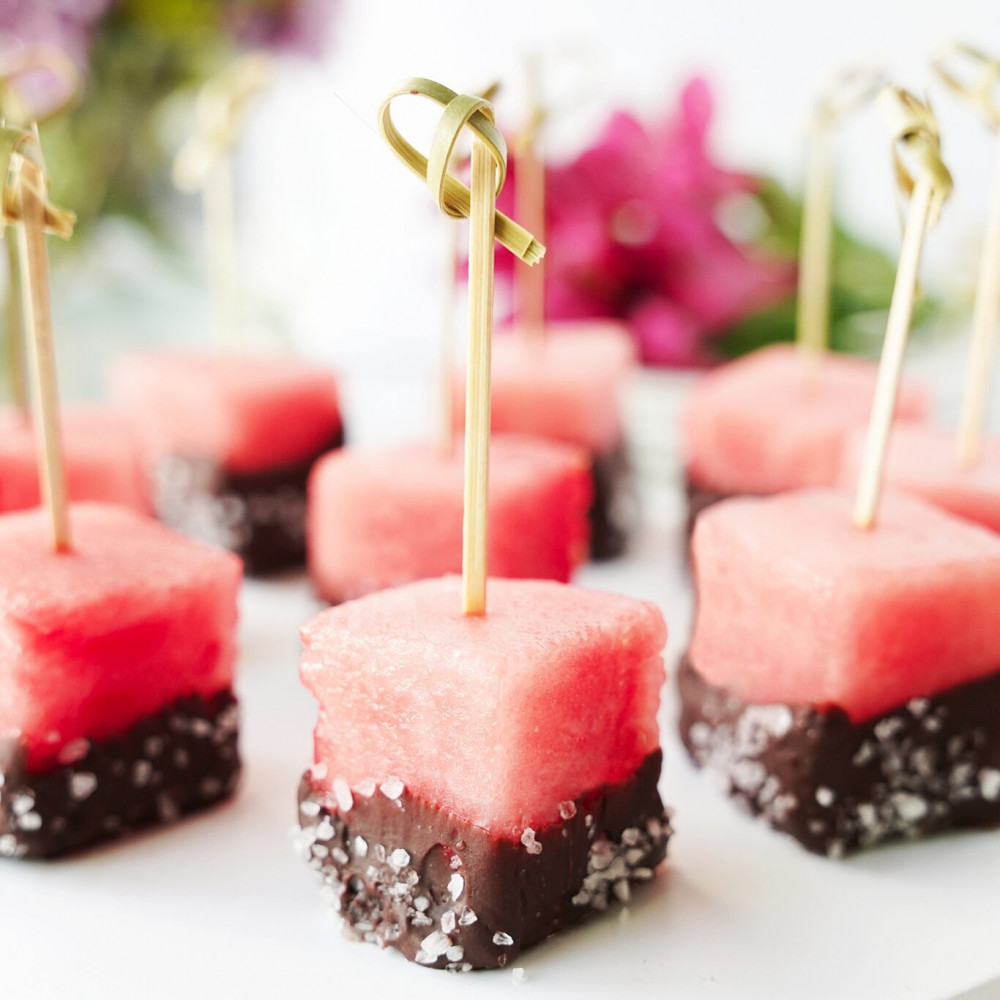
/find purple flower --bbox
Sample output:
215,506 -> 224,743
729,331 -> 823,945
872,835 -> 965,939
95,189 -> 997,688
495,77 -> 795,368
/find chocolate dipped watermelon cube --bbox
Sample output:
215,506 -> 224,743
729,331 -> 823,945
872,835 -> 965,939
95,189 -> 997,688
681,489 -> 1000,856
297,576 -> 671,969
0,503 -> 242,859
452,323 -> 637,560
0,405 -> 147,515
838,424 -> 1000,534
681,345 -> 928,538
307,434 -> 591,603
110,351 -> 344,574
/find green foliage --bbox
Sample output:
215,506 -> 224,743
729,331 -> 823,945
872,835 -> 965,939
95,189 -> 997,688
714,177 -> 939,360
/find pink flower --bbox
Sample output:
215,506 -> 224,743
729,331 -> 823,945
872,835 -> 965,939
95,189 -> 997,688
494,77 -> 795,367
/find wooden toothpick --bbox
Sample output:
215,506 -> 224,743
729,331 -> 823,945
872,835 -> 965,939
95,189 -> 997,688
378,79 -> 545,616
933,44 -> 1000,469
515,58 -> 546,339
463,138 -> 497,614
173,53 -> 272,353
797,65 -> 884,368
1,128 -> 77,551
853,88 -> 952,530
0,47 -> 79,418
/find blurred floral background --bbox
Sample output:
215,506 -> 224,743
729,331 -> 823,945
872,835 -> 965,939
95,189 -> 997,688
0,0 -> 991,423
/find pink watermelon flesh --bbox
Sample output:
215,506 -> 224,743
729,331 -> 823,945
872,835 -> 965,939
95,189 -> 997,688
838,425 -> 1000,534
300,576 -> 666,835
690,489 -> 1000,722
0,405 -> 147,514
0,503 -> 242,769
452,322 -> 635,453
110,351 -> 342,474
308,435 -> 592,601
683,344 -> 928,495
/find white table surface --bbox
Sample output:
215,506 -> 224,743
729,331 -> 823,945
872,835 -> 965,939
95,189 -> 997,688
2,484 -> 998,1000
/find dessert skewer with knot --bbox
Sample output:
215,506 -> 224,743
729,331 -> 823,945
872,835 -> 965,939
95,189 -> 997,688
680,87 -> 1000,858
838,47 -> 1000,534
680,68 -> 930,547
0,125 -> 244,860
295,78 -> 673,971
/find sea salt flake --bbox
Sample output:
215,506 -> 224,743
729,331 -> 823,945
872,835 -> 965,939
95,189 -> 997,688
493,931 -> 514,947
420,930 -> 452,959
445,946 -> 464,963
10,794 -> 34,816
310,761 -> 328,781
907,698 -> 930,718
458,906 -> 478,926
891,792 -> 928,823
613,879 -> 631,903
300,799 -> 321,819
389,848 -> 411,870
558,800 -> 577,820
978,768 -> 1000,801
379,776 -> 404,800
18,812 -> 42,831
520,827 -> 543,854
315,817 -> 335,841
354,778 -> 376,797
0,835 -> 16,857
815,786 -> 835,807
69,772 -> 97,801
512,967 -> 527,984
331,847 -> 349,865
441,910 -> 457,935
414,895 -> 430,912
333,777 -> 353,812
447,873 -> 465,899
354,836 -> 368,857
874,717 -> 905,744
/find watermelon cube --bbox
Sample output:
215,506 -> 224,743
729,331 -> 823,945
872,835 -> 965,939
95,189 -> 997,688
681,345 -> 928,533
109,351 -> 344,574
307,435 -> 592,603
838,424 -> 1000,534
297,576 -> 671,969
0,503 -> 243,858
0,405 -> 147,515
682,489 -> 1000,856
452,323 -> 637,559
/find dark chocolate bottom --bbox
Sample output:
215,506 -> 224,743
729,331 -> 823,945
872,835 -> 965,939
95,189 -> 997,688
678,658 -> 1000,857
590,440 -> 637,561
0,691 -> 241,860
152,428 -> 344,575
296,751 -> 671,970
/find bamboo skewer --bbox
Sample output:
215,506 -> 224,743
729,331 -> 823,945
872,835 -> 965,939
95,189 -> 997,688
852,88 -> 952,530
0,47 -> 79,417
462,140 -> 498,614
797,66 -> 884,371
933,44 -> 1000,470
3,143 -> 77,551
378,79 -> 545,616
173,53 -> 272,353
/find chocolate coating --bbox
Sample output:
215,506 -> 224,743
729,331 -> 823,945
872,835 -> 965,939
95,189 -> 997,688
0,691 -> 241,860
590,440 -> 636,561
296,751 -> 671,970
678,657 -> 1000,856
152,428 -> 344,575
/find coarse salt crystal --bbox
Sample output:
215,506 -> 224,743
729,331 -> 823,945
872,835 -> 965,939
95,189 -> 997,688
333,777 -> 353,812
493,931 -> 514,947
520,828 -> 542,855
447,873 -> 465,900
379,776 -> 404,800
